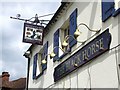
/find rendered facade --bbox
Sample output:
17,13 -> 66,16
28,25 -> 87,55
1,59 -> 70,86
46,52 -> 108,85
24,0 -> 120,89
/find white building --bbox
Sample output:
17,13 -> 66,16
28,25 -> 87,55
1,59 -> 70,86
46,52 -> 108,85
24,0 -> 120,89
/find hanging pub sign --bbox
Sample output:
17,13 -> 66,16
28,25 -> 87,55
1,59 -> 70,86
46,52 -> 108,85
22,23 -> 44,45
54,29 -> 111,82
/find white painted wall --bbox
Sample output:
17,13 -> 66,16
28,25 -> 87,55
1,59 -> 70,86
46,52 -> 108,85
28,1 -> 120,88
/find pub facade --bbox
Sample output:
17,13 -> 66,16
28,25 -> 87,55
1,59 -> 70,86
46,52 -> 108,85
24,0 -> 120,89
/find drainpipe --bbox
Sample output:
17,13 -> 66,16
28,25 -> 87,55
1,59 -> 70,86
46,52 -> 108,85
23,51 -> 31,90
26,58 -> 30,90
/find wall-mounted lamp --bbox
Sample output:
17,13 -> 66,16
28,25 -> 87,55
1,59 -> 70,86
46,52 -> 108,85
62,35 -> 85,47
74,23 -> 101,38
41,46 -> 65,64
50,46 -> 65,58
41,59 -> 47,64
41,54 -> 51,64
74,63 -> 78,67
50,52 -> 56,59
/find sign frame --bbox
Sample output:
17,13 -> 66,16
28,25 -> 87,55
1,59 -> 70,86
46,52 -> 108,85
23,23 -> 44,45
54,29 -> 112,82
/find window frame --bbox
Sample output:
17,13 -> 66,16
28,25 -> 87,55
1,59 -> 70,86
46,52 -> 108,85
57,8 -> 78,60
101,0 -> 120,20
33,41 -> 48,79
33,51 -> 44,79
59,20 -> 70,59
62,25 -> 70,52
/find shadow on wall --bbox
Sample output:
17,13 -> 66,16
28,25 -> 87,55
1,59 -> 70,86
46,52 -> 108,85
68,48 -> 120,88
31,57 -> 45,88
118,14 -> 120,64
87,2 -> 98,39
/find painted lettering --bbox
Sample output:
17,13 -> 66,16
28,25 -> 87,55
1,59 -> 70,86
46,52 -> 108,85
87,46 -> 92,57
65,60 -> 71,72
91,44 -> 96,55
82,50 -> 89,61
74,54 -> 82,65
71,57 -> 75,66
99,38 -> 104,50
95,40 -> 99,52
54,29 -> 111,82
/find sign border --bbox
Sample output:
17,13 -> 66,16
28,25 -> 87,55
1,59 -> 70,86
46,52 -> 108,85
54,28 -> 112,82
22,23 -> 44,45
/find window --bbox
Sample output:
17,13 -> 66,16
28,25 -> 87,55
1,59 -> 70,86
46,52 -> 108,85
101,0 -> 115,22
33,41 -> 48,79
61,20 -> 70,53
60,8 -> 78,59
53,21 -> 70,60
36,52 -> 43,77
53,8 -> 78,62
63,26 -> 69,52
33,53 -> 43,79
113,0 -> 120,17
102,0 -> 120,20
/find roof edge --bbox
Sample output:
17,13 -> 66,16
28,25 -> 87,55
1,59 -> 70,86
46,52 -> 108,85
24,2 -> 71,54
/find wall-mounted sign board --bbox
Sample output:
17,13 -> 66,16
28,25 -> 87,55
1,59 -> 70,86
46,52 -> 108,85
23,23 -> 44,45
54,29 -> 111,82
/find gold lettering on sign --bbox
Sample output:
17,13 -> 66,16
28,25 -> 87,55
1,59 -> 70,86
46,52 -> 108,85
71,58 -> 75,66
99,38 -> 104,50
95,40 -> 99,52
65,60 -> 71,71
82,50 -> 89,61
77,54 -> 82,63
75,54 -> 81,65
87,47 -> 92,57
91,44 -> 96,55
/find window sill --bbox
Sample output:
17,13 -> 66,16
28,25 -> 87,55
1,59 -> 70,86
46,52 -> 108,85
59,52 -> 67,59
59,49 -> 71,59
35,71 -> 43,79
113,8 -> 120,17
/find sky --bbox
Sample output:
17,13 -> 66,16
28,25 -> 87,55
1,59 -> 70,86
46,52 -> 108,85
0,1 -> 61,80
